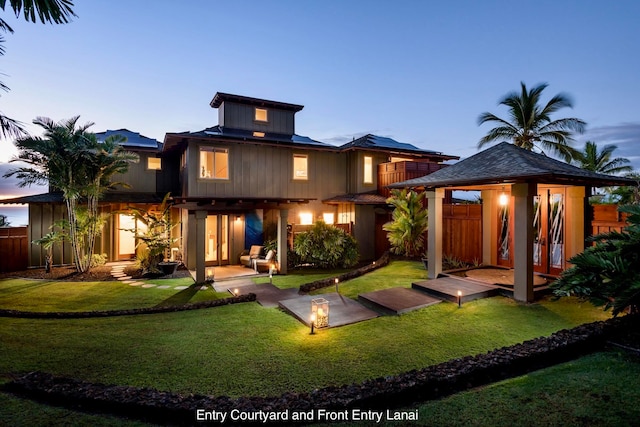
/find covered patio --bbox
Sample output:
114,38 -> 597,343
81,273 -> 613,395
390,142 -> 635,302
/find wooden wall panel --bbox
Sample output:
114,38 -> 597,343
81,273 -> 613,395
0,227 -> 28,272
442,204 -> 482,264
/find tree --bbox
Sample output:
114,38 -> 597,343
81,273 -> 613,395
609,172 -> 640,205
4,116 -> 138,272
383,188 -> 428,257
0,213 -> 9,226
0,0 -> 76,138
478,82 -> 586,161
551,204 -> 640,316
572,141 -> 633,175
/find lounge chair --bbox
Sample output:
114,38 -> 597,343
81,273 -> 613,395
239,245 -> 264,267
253,249 -> 276,272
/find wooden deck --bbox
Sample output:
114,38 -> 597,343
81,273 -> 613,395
412,275 -> 500,303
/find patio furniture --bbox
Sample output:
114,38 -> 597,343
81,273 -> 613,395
253,249 -> 276,272
239,245 -> 264,267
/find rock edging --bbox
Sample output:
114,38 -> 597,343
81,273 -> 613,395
6,314 -> 637,425
0,293 -> 256,319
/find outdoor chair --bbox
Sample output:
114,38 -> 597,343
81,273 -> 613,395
239,245 -> 264,267
253,249 -> 276,272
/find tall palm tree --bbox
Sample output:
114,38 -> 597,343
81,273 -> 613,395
0,0 -> 76,138
383,188 -> 428,257
572,141 -> 633,175
4,116 -> 138,272
478,82 -> 586,161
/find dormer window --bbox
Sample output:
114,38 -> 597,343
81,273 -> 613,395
255,108 -> 268,122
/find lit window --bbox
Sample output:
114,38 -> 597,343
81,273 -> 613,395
364,156 -> 373,184
253,131 -> 265,138
200,147 -> 229,179
323,213 -> 335,224
299,212 -> 313,225
293,154 -> 308,180
255,108 -> 268,122
147,157 -> 162,170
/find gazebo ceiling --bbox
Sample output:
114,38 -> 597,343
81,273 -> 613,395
388,142 -> 636,190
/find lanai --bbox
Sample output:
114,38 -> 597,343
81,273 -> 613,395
389,142 -> 634,302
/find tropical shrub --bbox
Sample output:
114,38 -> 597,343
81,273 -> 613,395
293,221 -> 358,268
383,188 -> 428,257
551,204 -> 640,316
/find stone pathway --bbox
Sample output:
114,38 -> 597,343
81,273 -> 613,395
108,262 -> 204,292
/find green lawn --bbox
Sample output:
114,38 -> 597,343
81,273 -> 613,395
0,260 -> 628,425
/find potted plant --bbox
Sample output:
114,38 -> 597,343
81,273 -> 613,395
125,193 -> 180,276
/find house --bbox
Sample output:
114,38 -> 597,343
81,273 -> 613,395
389,142 -> 635,302
2,92 -> 458,280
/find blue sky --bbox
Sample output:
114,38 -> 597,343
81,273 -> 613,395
1,0 -> 639,224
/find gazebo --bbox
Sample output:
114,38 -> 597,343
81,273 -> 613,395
389,142 -> 635,302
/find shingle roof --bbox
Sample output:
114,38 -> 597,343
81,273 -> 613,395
339,134 -> 458,160
96,129 -> 161,150
0,192 -> 167,205
323,192 -> 388,205
165,126 -> 333,150
389,142 -> 636,189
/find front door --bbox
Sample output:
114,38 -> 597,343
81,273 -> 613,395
117,214 -> 146,261
205,214 -> 229,266
533,189 -> 565,275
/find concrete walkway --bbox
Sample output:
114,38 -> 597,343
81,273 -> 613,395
108,262 -> 194,291
278,292 -> 379,328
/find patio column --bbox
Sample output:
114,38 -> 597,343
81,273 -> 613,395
426,188 -> 444,279
512,182 -> 536,302
277,209 -> 288,275
195,210 -> 207,283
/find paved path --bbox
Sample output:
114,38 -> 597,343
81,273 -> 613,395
108,262 -> 196,291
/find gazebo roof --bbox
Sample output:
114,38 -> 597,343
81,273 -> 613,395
389,142 -> 636,189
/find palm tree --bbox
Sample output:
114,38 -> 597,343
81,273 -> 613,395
478,82 -> 586,161
4,116 -> 138,272
383,188 -> 428,257
0,0 -> 76,139
572,141 -> 633,175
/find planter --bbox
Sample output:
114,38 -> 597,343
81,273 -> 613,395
158,261 -> 179,276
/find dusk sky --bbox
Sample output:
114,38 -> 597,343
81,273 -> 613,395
1,0 -> 639,225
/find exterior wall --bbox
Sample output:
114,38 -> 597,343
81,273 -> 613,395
219,101 -> 295,135
186,142 -> 346,200
111,151 -> 161,193
344,151 -> 388,194
28,203 -> 73,267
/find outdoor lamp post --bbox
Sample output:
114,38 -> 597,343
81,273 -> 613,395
269,264 -> 275,284
334,277 -> 339,293
311,297 -> 329,329
457,290 -> 462,308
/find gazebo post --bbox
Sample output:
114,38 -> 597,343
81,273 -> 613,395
512,182 -> 535,302
426,188 -> 444,279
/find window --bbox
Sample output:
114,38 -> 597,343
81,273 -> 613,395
293,154 -> 308,180
322,213 -> 335,224
255,108 -> 268,122
363,156 -> 373,184
299,212 -> 313,225
147,157 -> 162,170
200,147 -> 229,179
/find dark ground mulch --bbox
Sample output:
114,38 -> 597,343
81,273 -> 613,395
0,264 -> 192,281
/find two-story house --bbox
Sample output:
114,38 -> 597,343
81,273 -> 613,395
7,92 -> 458,281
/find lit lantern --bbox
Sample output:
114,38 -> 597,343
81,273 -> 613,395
206,267 -> 215,283
311,298 -> 329,328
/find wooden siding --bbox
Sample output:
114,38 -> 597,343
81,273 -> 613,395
219,101 -> 295,135
590,204 -> 630,235
112,152 -> 161,193
187,142 -> 346,200
0,227 -> 28,272
346,151 -> 387,194
378,161 -> 448,198
29,203 -> 73,267
442,204 -> 483,264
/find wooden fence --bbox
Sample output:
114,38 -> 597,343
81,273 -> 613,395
442,204 -> 483,263
0,227 -> 28,272
590,204 -> 629,235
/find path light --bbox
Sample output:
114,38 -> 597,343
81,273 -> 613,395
457,290 -> 462,308
206,267 -> 215,284
335,277 -> 339,293
310,313 -> 316,335
269,263 -> 275,285
311,297 -> 329,329
234,288 -> 239,296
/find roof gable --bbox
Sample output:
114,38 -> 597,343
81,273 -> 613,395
96,129 -> 161,150
339,134 -> 458,160
390,142 -> 636,188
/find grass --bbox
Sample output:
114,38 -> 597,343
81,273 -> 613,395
0,277 -> 228,312
0,260 -> 629,425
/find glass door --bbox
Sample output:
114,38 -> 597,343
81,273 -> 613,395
205,214 -> 229,266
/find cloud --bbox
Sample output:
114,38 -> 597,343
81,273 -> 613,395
0,162 -> 47,200
578,122 -> 640,170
